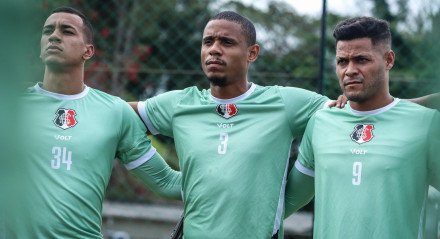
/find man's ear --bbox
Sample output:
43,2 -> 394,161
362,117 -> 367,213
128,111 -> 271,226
83,44 -> 94,60
248,44 -> 260,63
385,50 -> 395,70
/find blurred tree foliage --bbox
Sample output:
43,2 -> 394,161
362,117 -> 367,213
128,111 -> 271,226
35,0 -> 439,203
39,0 -> 439,99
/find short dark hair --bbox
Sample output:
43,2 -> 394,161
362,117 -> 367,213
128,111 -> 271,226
51,6 -> 94,44
209,11 -> 256,46
333,16 -> 391,47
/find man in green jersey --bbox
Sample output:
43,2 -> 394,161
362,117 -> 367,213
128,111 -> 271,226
128,11 -> 354,239
129,11 -> 341,239
6,7 -> 182,238
129,11 -> 439,238
284,16 -> 440,238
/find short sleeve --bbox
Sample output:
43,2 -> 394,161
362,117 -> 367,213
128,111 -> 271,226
116,100 -> 155,167
279,87 -> 329,137
139,90 -> 184,137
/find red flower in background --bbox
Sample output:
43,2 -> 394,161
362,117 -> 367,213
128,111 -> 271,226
127,63 -> 140,82
100,27 -> 111,38
133,45 -> 153,61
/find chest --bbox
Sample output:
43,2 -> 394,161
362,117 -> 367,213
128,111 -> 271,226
312,117 -> 429,182
24,100 -> 120,172
172,104 -> 293,155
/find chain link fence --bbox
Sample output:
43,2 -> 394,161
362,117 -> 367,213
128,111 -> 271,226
29,0 -> 439,238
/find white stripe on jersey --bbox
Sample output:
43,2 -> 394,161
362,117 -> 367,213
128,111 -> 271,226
137,101 -> 159,135
295,160 -> 315,177
125,147 -> 157,170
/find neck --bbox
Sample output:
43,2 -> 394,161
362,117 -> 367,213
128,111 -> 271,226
210,81 -> 251,99
42,66 -> 85,95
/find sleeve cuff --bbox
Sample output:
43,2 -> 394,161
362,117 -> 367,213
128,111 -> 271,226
125,147 -> 157,170
137,101 -> 159,135
295,160 -> 315,177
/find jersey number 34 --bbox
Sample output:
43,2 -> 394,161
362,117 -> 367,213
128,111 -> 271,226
51,146 -> 73,170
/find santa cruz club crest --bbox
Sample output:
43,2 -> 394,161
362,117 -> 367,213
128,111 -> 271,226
350,124 -> 374,144
54,108 -> 78,130
216,104 -> 238,119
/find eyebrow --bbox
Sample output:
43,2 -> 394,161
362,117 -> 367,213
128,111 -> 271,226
43,24 -> 77,31
202,35 -> 237,43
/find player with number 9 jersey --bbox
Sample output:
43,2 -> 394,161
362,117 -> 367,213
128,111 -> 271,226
294,99 -> 440,238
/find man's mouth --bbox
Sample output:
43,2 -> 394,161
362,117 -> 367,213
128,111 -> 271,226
206,59 -> 225,66
344,79 -> 362,87
47,45 -> 62,51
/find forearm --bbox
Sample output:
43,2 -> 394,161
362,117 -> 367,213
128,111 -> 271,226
284,165 -> 315,218
131,153 -> 182,200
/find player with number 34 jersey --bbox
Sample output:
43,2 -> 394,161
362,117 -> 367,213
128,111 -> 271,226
12,84 -> 182,238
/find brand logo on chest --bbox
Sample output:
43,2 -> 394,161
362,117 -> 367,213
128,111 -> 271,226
216,104 -> 238,119
350,124 -> 374,144
54,108 -> 78,130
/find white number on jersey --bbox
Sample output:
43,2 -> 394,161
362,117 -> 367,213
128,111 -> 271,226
218,132 -> 228,154
51,146 -> 72,170
352,161 -> 362,185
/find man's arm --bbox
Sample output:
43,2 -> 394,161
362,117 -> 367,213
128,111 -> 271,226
284,161 -> 315,218
408,93 -> 440,110
131,152 -> 182,200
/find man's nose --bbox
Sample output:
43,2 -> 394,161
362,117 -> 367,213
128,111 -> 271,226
345,61 -> 358,76
209,41 -> 222,56
48,30 -> 61,43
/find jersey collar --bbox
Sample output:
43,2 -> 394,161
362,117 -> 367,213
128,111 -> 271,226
210,83 -> 257,104
350,98 -> 400,116
34,82 -> 90,100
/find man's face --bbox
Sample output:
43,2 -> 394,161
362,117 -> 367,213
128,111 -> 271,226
40,12 -> 92,68
201,19 -> 252,86
335,37 -> 393,104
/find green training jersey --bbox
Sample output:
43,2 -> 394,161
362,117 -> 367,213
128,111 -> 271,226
9,83 -> 158,238
138,83 -> 328,238
296,99 -> 440,239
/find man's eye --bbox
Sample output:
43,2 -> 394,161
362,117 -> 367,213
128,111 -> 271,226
337,59 -> 347,65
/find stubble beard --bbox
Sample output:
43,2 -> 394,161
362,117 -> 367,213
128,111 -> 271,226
344,76 -> 384,103
345,91 -> 369,103
208,76 -> 227,87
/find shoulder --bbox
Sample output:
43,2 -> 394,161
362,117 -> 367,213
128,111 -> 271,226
308,104 -> 351,124
397,99 -> 438,117
87,88 -> 129,111
88,88 -> 123,102
23,83 -> 38,95
148,86 -> 206,104
276,86 -> 328,102
251,85 -> 324,100
313,106 -> 335,117
274,85 -> 319,95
